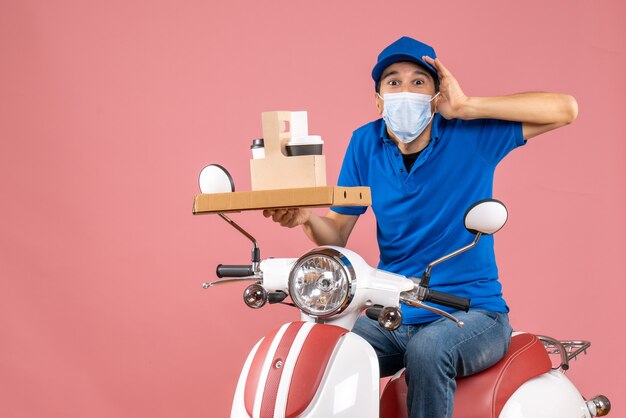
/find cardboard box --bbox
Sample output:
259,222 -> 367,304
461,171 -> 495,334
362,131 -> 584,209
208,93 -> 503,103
250,111 -> 326,190
193,186 -> 371,214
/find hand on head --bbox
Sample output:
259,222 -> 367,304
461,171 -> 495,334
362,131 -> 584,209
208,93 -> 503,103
421,56 -> 468,119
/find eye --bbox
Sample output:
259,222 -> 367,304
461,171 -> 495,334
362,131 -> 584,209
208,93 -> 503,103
413,79 -> 424,85
387,80 -> 399,86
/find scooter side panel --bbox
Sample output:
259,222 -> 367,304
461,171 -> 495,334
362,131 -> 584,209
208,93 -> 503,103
232,322 -> 353,418
231,323 -> 379,418
299,332 -> 380,418
231,322 -> 301,418
231,339 -> 262,418
499,370 -> 590,418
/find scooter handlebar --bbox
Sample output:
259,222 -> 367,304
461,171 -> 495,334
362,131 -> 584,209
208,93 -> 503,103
216,264 -> 254,278
423,289 -> 471,312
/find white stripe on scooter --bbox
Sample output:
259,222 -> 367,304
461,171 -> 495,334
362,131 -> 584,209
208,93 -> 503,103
252,322 -> 291,418
272,322 -> 316,418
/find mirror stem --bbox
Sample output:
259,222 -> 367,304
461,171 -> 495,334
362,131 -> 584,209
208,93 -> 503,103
218,213 -> 261,271
421,233 -> 482,287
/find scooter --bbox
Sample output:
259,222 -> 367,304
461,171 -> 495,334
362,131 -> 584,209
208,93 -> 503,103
197,169 -> 611,418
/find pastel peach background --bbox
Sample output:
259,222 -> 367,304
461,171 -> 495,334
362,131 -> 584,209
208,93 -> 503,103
1,0 -> 624,417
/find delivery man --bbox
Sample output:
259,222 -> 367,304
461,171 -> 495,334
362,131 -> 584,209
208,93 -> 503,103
264,36 -> 578,417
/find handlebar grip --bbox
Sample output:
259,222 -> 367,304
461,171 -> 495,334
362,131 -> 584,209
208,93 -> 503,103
424,289 -> 471,312
216,264 -> 254,278
365,305 -> 384,321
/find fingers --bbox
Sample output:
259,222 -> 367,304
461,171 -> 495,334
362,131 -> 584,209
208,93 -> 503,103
422,55 -> 450,78
272,209 -> 288,223
262,209 -> 283,221
422,55 -> 436,66
263,208 -> 301,228
280,209 -> 302,228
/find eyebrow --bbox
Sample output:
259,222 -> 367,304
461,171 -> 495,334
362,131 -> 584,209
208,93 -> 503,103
381,69 -> 431,81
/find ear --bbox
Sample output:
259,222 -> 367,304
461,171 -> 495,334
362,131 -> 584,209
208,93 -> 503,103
375,92 -> 384,115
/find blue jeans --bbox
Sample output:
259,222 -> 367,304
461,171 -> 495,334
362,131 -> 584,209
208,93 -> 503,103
352,309 -> 512,418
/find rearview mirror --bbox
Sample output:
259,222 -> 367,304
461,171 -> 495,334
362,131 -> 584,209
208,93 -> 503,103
464,199 -> 508,235
198,164 -> 235,194
420,199 -> 508,289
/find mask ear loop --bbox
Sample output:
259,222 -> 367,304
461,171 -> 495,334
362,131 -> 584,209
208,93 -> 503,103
425,92 -> 441,127
430,92 -> 441,114
376,93 -> 385,115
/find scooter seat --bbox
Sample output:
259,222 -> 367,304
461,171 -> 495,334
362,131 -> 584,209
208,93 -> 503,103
379,333 -> 552,418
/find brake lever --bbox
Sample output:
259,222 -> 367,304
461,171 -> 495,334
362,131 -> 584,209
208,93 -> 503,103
202,276 -> 260,288
400,294 -> 465,328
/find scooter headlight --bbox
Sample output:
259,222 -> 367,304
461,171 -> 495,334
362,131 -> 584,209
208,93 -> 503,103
288,248 -> 356,318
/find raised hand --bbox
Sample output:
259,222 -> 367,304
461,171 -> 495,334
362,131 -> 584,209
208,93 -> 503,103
422,56 -> 469,120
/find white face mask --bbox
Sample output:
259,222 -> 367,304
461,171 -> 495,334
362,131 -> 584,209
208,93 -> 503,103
379,92 -> 440,143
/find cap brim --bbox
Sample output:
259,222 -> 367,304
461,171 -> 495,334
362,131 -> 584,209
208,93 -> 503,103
372,54 -> 438,83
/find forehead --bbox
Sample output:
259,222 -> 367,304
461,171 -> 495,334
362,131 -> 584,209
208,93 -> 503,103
381,61 -> 433,80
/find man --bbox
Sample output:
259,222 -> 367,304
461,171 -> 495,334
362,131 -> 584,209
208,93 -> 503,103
264,36 -> 577,417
